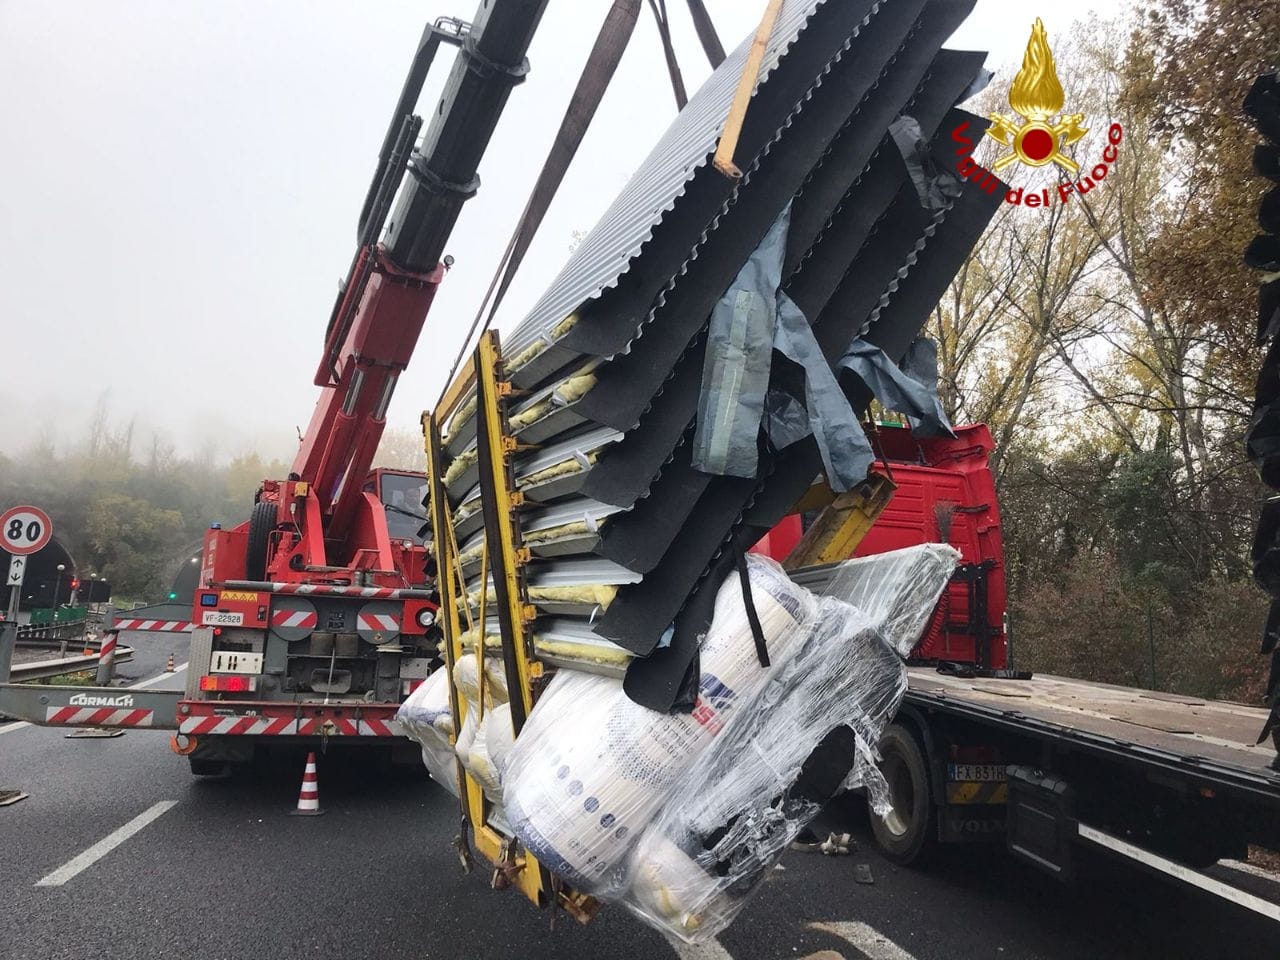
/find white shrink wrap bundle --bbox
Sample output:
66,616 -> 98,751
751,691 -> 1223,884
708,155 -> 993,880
485,702 -> 516,774
502,556 -> 815,895
621,598 -> 902,939
795,543 -> 961,656
395,668 -> 459,795
620,543 -> 959,942
453,656 -> 514,802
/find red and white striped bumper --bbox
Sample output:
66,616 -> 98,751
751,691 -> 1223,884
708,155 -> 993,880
113,618 -> 193,633
46,706 -> 156,727
178,702 -> 402,737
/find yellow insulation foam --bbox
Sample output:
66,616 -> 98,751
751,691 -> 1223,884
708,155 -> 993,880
527,584 -> 619,610
443,394 -> 478,444
444,447 -> 478,488
524,520 -> 597,546
510,398 -> 553,431
552,314 -> 579,340
533,638 -> 630,667
519,450 -> 601,490
507,338 -> 549,375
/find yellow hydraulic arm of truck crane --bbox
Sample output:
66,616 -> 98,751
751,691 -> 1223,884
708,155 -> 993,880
781,473 -> 897,571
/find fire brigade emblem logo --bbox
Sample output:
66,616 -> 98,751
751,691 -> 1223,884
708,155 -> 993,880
986,18 -> 1087,174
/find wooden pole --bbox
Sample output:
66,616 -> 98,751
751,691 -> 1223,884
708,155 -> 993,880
712,0 -> 783,179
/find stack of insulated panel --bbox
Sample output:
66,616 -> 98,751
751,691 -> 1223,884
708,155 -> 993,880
436,0 -> 1003,711
1244,71 -> 1280,752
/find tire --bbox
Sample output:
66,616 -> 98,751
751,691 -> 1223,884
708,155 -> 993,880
868,723 -> 935,865
245,500 -> 277,582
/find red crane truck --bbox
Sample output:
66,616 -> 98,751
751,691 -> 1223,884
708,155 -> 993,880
174,3 -> 555,773
0,2 -> 553,772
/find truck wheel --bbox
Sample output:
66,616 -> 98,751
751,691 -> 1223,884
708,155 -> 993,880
245,500 -> 276,582
869,723 -> 935,865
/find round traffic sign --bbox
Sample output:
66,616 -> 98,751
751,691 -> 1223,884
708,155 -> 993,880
0,505 -> 53,556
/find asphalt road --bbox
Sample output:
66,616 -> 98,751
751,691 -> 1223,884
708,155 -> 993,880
1,629 -> 1277,960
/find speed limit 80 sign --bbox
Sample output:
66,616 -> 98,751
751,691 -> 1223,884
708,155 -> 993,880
1,505 -> 53,556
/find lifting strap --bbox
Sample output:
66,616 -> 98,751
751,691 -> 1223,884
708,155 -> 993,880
684,0 -> 725,68
646,0 -> 688,109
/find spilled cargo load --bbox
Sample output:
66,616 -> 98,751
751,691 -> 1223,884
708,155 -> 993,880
406,0 -> 1004,936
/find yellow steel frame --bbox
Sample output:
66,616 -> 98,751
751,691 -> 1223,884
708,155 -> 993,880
422,331 -> 597,922
474,331 -> 542,725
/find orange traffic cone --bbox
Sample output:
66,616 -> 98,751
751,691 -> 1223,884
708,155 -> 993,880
164,653 -> 175,673
290,752 -> 324,816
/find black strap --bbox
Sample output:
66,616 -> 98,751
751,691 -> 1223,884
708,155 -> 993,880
736,546 -> 770,668
646,0 -> 688,109
684,0 -> 725,68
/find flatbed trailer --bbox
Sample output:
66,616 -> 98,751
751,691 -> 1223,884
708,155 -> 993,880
875,666 -> 1280,922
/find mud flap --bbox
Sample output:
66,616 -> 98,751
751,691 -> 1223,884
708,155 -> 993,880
1005,764 -> 1075,880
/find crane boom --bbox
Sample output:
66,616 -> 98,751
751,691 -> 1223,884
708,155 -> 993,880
291,0 -> 549,537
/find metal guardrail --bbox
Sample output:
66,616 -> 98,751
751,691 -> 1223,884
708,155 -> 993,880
15,618 -> 88,642
8,646 -> 134,683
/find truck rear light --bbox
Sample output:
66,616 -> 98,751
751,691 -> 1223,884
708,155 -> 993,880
199,675 -> 257,693
950,744 -> 1000,763
416,607 -> 436,628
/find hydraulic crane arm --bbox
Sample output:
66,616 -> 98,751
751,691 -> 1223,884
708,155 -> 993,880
290,0 -> 550,541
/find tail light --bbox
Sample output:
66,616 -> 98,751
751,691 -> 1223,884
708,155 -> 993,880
199,675 -> 257,693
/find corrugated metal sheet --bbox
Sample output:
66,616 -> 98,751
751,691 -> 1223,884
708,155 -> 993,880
430,0 -> 1002,712
522,497 -> 627,534
502,0 -> 830,358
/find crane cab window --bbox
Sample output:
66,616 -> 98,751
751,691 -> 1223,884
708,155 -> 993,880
375,472 -> 429,543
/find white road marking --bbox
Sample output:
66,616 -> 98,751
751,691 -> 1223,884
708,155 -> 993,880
0,720 -> 31,735
1078,823 -> 1280,923
668,937 -> 735,960
36,800 -> 178,887
810,921 -> 919,960
130,662 -> 187,689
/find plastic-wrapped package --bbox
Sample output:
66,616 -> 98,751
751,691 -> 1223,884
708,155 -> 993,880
619,595 -> 909,940
395,668 -> 459,796
790,543 -> 961,656
502,555 -> 816,896
452,655 -> 513,802
485,701 -> 516,774
612,543 -> 958,940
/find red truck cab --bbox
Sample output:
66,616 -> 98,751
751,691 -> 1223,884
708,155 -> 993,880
756,423 -> 1007,670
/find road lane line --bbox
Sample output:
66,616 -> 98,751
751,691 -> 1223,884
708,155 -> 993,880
35,800 -> 178,887
1079,823 -> 1280,923
0,720 -> 31,735
130,663 -> 187,689
668,937 -> 734,960
809,921 -> 919,960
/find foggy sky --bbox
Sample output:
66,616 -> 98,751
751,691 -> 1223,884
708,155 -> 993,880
0,1 -> 1105,464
